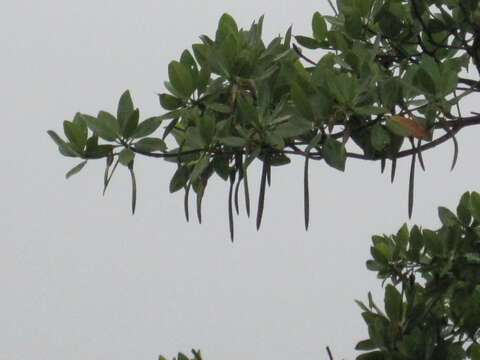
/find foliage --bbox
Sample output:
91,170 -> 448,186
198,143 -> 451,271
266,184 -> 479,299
356,191 -> 480,360
48,0 -> 480,240
47,0 -> 480,358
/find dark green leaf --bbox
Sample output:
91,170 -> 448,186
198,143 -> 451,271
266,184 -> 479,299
117,90 -> 134,133
198,114 -> 216,144
290,82 -> 313,119
133,117 -> 164,138
471,192 -> 480,223
206,103 -> 231,113
414,68 -> 436,94
65,160 -> 87,179
323,136 -> 347,171
134,137 -> 167,152
312,12 -> 328,41
168,61 -> 194,98
294,35 -> 321,49
47,130 -> 79,157
159,93 -> 184,110
170,166 -> 190,193
457,192 -> 472,225
63,120 -> 87,151
85,112 -> 119,141
384,284 -> 402,322
370,124 -> 391,152
213,154 -> 230,180
355,339 -> 376,351
216,13 -> 238,42
118,148 -> 134,166
190,156 -> 209,184
123,109 -> 139,138
438,206 -> 459,227
220,136 -> 246,148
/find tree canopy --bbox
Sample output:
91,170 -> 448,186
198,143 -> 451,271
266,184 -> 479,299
48,0 -> 480,358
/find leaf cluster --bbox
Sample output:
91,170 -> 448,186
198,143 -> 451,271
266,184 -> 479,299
356,191 -> 480,360
48,0 -> 480,238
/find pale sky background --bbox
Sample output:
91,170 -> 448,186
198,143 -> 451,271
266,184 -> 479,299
2,1 -> 480,360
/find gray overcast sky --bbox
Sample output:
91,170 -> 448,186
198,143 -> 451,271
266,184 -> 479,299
2,1 -> 480,359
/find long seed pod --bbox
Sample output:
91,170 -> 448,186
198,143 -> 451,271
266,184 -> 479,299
410,138 -> 425,171
266,162 -> 271,187
228,170 -> 236,242
391,158 -> 397,184
381,157 -> 386,174
256,157 -> 268,230
304,154 -> 310,231
243,161 -> 251,217
128,160 -> 136,215
103,158 -> 119,195
184,183 -> 191,222
196,186 -> 205,224
234,154 -> 243,215
440,124 -> 459,171
408,151 -> 416,219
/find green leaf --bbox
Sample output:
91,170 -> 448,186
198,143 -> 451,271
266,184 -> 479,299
323,136 -> 347,171
370,124 -> 391,151
65,160 -> 87,179
344,10 -> 363,39
457,191 -> 472,225
290,82 -> 313,119
85,144 -> 113,159
294,35 -> 321,49
190,156 -> 210,183
237,95 -> 259,128
438,206 -> 459,227
197,66 -> 211,94
159,93 -> 184,110
134,137 -> 167,152
386,117 -> 409,137
132,117 -> 164,139
423,229 -> 443,256
47,130 -> 79,157
414,68 -> 436,94
384,284 -> 402,323
355,339 -> 376,351
63,120 -> 87,151
198,114 -> 216,144
207,103 -> 231,113
118,148 -> 134,166
84,112 -> 119,141
216,13 -> 238,42
169,166 -> 190,193
471,192 -> 480,223
312,12 -> 328,41
213,154 -> 230,180
355,350 -> 384,360
219,136 -> 245,148
117,90 -> 134,133
168,61 -> 194,98
123,109 -> 139,139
